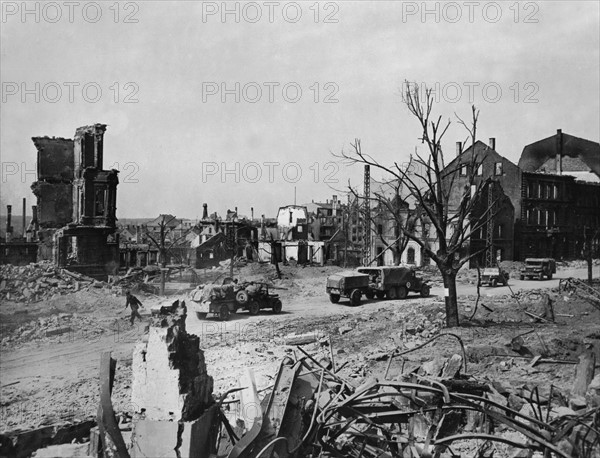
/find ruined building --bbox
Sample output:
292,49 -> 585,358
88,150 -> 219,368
444,138 -> 521,267
30,124 -> 120,279
518,129 -> 600,259
0,199 -> 39,265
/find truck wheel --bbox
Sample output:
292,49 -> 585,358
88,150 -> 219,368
219,305 -> 230,321
491,278 -> 498,287
235,290 -> 249,304
329,294 -> 340,304
365,290 -> 375,299
397,286 -> 408,300
519,275 -> 524,280
248,300 -> 260,315
350,289 -> 362,306
420,284 -> 430,298
272,299 -> 282,314
375,291 -> 386,299
196,312 -> 207,320
387,288 -> 397,300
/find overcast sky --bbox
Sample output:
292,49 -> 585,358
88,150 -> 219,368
1,1 -> 599,220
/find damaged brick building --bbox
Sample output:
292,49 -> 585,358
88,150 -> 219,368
444,138 -> 522,267
518,129 -> 600,259
30,123 -> 120,279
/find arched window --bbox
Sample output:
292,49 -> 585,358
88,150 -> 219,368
407,247 -> 416,264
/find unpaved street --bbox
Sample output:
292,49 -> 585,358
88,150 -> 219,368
1,263 -> 598,434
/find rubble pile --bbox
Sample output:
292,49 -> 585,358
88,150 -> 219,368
209,347 -> 600,457
0,262 -> 99,303
0,313 -> 107,348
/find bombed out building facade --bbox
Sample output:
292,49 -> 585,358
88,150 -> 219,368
444,131 -> 600,266
30,123 -> 120,279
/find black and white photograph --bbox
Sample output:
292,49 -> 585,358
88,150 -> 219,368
1,1 -> 599,456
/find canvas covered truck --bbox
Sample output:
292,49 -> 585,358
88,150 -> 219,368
357,266 -> 430,299
520,258 -> 556,280
191,280 -> 283,321
326,271 -> 371,306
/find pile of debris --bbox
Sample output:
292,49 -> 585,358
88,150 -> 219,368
0,262 -> 100,303
0,313 -> 107,348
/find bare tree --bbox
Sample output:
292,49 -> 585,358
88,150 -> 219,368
338,82 -> 499,327
145,214 -> 191,295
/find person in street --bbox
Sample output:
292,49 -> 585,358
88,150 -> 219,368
125,291 -> 143,326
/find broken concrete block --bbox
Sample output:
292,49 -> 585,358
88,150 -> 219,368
130,300 -> 217,456
131,303 -> 213,422
569,395 -> 587,411
45,327 -> 71,337
441,354 -> 463,378
284,332 -> 323,346
338,325 -> 352,335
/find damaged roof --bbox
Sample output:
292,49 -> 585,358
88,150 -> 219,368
518,131 -> 600,177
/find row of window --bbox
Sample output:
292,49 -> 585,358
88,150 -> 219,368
459,162 -> 503,177
526,182 -> 560,200
472,224 -> 505,239
526,208 -> 557,226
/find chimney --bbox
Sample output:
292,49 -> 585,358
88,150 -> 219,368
556,129 -> 563,174
235,206 -> 238,215
6,205 -> 13,241
29,205 -> 38,241
31,205 -> 38,229
251,207 -> 254,220
489,138 -> 496,150
456,141 -> 462,157
135,225 -> 141,243
202,203 -> 208,220
22,197 -> 26,237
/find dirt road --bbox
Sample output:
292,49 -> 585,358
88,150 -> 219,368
0,264 -> 596,432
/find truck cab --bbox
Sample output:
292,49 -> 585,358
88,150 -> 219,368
520,258 -> 556,280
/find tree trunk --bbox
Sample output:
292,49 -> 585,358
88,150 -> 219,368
588,246 -> 593,286
442,270 -> 460,327
160,251 -> 167,296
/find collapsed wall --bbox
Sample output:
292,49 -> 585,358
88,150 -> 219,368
130,300 -> 215,457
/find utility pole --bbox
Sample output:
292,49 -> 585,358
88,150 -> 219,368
363,164 -> 371,266
485,181 -> 495,267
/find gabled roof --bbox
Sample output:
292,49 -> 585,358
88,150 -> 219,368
518,132 -> 600,176
444,140 -> 519,173
196,232 -> 225,252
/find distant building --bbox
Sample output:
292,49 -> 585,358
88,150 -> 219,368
518,130 -> 600,259
25,124 -> 120,279
191,203 -> 258,268
442,138 -> 520,267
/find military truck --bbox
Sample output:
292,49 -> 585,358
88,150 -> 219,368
326,271 -> 370,306
235,281 -> 283,315
192,280 -> 283,320
481,266 -> 510,287
357,266 -> 430,299
520,258 -> 556,280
